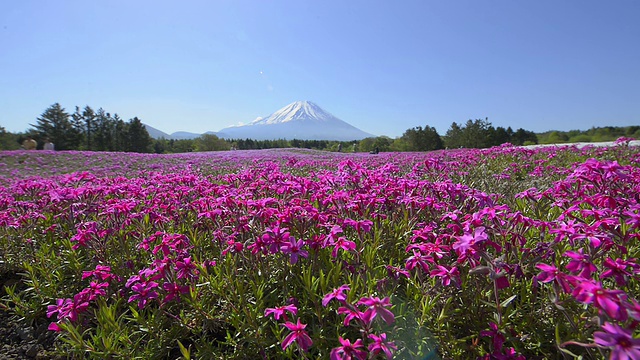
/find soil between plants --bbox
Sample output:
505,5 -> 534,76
0,271 -> 63,360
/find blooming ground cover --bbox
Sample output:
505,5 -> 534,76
1,140 -> 640,359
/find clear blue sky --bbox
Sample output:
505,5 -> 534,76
1,0 -> 639,137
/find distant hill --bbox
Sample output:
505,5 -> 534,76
144,124 -> 170,139
142,125 -> 222,140
169,131 -> 203,140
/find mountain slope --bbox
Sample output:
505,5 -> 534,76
218,101 -> 374,141
144,124 -> 170,139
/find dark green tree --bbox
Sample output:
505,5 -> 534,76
0,127 -> 20,150
70,106 -> 87,149
112,114 -> 128,151
512,128 -> 538,145
195,134 -> 230,151
444,122 -> 464,148
126,117 -> 153,153
31,103 -> 82,150
81,106 -> 96,150
93,108 -> 115,151
400,126 -> 444,151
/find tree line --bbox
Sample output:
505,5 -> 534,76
1,103 -> 154,152
4,103 -> 634,153
537,126 -> 640,144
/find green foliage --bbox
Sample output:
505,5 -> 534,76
195,134 -> 230,152
538,126 -> 640,144
444,119 -> 537,148
127,117 -> 153,153
32,103 -> 83,150
0,126 -> 20,150
398,126 -> 444,151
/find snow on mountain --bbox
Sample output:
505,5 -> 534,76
251,101 -> 336,125
218,101 -> 375,141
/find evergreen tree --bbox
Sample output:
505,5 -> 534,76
82,106 -> 96,150
444,122 -> 464,148
126,117 -> 153,153
31,103 -> 82,150
93,108 -> 114,151
112,114 -> 128,151
71,106 -> 87,149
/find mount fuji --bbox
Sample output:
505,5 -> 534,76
217,101 -> 375,141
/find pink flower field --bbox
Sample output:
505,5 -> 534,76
1,142 -> 640,359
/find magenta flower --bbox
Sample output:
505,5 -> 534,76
331,236 -> 357,258
564,249 -> 597,279
264,304 -> 298,321
85,281 -> 109,300
405,249 -> 433,273
602,258 -> 633,287
330,337 -> 368,360
175,256 -> 199,280
429,265 -> 460,287
368,333 -> 397,359
47,298 -> 72,319
453,226 -> 488,255
594,322 -> 640,360
572,281 -> 627,320
357,296 -> 395,325
47,322 -> 63,332
128,281 -> 159,309
338,306 -> 365,326
281,319 -> 312,352
535,263 -> 572,293
343,218 -> 373,233
162,282 -> 190,303
81,265 -> 115,281
480,322 -> 506,352
280,236 -> 309,264
322,285 -> 351,307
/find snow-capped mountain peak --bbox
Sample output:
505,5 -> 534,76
216,101 -> 375,141
250,101 -> 336,125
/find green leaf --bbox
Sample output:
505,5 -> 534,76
177,340 -> 191,360
500,295 -> 517,308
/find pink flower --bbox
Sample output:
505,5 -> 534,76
453,226 -> 488,255
572,281 -> 627,320
480,322 -> 505,352
330,337 -> 367,360
601,258 -> 633,287
368,333 -> 397,359
357,296 -> 395,325
280,236 -> 309,264
128,281 -> 159,309
162,282 -> 190,303
81,265 -> 115,281
47,298 -> 72,319
564,249 -> 597,279
405,249 -> 433,272
322,285 -> 351,307
264,304 -> 298,321
281,319 -> 312,352
594,322 -> 640,360
343,218 -> 373,233
429,265 -> 460,287
535,263 -> 572,293
338,306 -> 365,326
330,236 -> 357,258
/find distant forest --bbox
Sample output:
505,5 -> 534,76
1,103 -> 638,153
